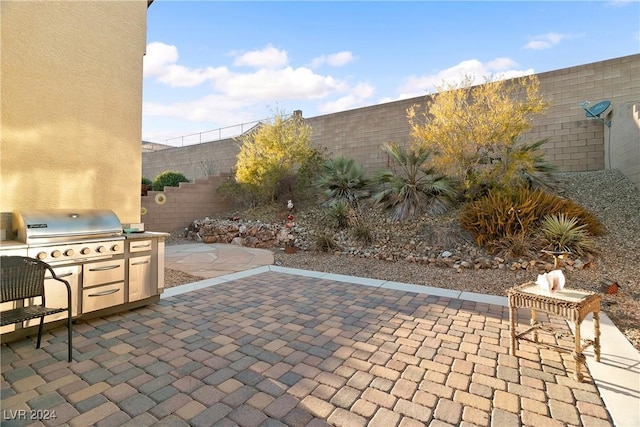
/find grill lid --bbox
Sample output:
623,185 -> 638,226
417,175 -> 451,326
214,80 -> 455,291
13,209 -> 123,244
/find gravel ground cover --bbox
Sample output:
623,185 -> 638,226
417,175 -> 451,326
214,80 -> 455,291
165,170 -> 640,351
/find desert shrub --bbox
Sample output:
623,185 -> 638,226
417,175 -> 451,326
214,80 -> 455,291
314,231 -> 340,252
142,177 -> 152,186
326,200 -> 350,229
316,156 -> 370,206
489,232 -> 539,259
215,175 -> 260,208
349,213 -> 374,244
460,138 -> 560,201
152,170 -> 189,191
409,74 -> 551,201
460,187 -> 604,250
199,160 -> 216,177
235,110 -> 313,201
275,174 -> 297,202
486,138 -> 560,195
295,147 -> 329,202
539,213 -> 598,256
372,143 -> 457,222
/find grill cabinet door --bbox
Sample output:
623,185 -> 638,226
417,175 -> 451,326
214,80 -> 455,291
128,255 -> 153,302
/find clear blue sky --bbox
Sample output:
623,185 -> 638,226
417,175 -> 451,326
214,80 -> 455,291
142,1 -> 640,144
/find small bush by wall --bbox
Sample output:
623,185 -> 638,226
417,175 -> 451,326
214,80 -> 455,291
152,170 -> 189,191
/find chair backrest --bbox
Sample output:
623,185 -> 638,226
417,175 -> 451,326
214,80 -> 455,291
0,256 -> 47,303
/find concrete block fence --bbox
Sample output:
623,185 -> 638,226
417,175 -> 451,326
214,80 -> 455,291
141,55 -> 639,232
141,175 -> 233,233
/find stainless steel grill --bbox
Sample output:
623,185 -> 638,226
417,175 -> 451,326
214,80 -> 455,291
12,209 -> 124,265
7,208 -> 135,321
13,209 -> 123,244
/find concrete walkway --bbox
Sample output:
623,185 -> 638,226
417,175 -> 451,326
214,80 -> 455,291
165,243 -> 274,279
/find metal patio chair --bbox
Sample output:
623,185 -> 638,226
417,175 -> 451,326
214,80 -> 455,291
0,256 -> 73,362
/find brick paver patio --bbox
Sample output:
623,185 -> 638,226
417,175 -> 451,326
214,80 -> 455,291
1,271 -> 614,426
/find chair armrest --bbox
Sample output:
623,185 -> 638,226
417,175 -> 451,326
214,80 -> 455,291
43,265 -> 72,308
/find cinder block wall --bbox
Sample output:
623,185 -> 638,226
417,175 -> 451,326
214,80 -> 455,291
143,54 -> 639,189
142,175 -> 233,233
142,140 -> 240,183
529,55 -> 639,174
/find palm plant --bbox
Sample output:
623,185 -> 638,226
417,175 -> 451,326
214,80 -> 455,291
372,143 -> 457,222
315,156 -> 370,206
491,138 -> 559,193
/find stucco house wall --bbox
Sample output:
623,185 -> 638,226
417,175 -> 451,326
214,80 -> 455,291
1,0 -> 150,233
142,54 -> 640,189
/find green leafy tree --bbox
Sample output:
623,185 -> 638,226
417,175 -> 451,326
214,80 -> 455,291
235,111 -> 313,201
409,74 -> 552,199
372,143 -> 457,222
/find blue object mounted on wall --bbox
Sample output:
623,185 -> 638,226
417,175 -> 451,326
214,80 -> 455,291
579,100 -> 611,127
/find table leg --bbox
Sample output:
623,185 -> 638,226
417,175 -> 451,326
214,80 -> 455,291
509,304 -> 517,355
573,321 -> 585,382
594,310 -> 601,362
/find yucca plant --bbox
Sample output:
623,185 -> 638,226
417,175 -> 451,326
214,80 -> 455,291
540,213 -> 598,256
315,156 -> 370,206
326,200 -> 350,229
372,143 -> 457,222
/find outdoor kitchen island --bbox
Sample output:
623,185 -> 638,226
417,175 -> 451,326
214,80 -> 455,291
0,209 -> 169,343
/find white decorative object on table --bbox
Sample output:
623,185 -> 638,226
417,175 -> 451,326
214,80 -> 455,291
535,269 -> 565,293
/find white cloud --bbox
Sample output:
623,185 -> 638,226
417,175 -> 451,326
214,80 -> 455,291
327,51 -> 354,66
143,42 -> 178,76
311,51 -> 355,68
523,32 -> 567,50
143,42 -> 370,135
143,41 -> 226,87
394,58 -> 534,100
318,83 -> 375,114
144,94 -> 256,124
232,45 -> 289,69
216,67 -> 348,100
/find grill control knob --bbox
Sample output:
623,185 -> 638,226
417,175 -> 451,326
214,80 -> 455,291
96,246 -> 106,253
80,247 -> 90,255
51,250 -> 62,258
64,249 -> 75,257
36,252 -> 47,260
111,244 -> 120,252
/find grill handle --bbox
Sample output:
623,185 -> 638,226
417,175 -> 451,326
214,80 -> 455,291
88,265 -> 120,272
27,231 -> 121,240
88,289 -> 120,297
132,243 -> 151,249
